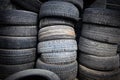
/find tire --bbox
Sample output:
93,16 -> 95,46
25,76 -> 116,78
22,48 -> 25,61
11,0 -> 42,13
5,69 -> 60,80
0,10 -> 37,25
0,48 -> 36,65
79,53 -> 119,71
38,25 -> 76,41
0,26 -> 37,36
36,59 -> 78,80
39,1 -> 79,21
0,36 -> 36,49
83,8 -> 120,27
38,39 -> 77,53
79,37 -> 118,57
106,4 -> 120,11
81,24 -> 120,44
107,0 -> 120,5
39,17 -> 74,28
41,51 -> 77,64
79,65 -> 120,80
0,62 -> 34,79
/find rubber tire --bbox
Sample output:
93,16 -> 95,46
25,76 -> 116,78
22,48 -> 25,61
36,59 -> 78,80
41,51 -> 77,64
107,0 -> 120,5
5,69 -> 60,80
39,17 -> 74,28
39,1 -> 79,21
79,37 -> 118,57
106,4 -> 120,11
0,26 -> 37,36
0,48 -> 36,65
79,65 -> 120,80
0,36 -> 36,49
38,25 -> 76,41
11,0 -> 42,13
79,53 -> 119,71
82,24 -> 120,44
0,10 -> 37,25
38,39 -> 77,53
0,62 -> 34,79
83,8 -> 120,27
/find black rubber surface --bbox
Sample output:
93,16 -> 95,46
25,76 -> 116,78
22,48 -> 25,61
0,10 -> 37,25
5,69 -> 60,80
36,59 -> 78,80
39,1 -> 79,21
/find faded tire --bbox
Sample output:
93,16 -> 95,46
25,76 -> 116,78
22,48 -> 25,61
36,59 -> 77,80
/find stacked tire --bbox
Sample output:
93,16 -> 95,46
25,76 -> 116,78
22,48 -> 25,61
36,0 -> 83,80
78,8 -> 120,80
0,10 -> 37,79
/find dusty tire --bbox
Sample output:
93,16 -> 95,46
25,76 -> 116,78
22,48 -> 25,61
0,10 -> 37,25
79,53 -> 119,71
38,25 -> 76,41
79,65 -> 120,80
0,36 -> 36,49
5,69 -> 60,80
41,51 -> 77,64
36,59 -> 78,80
0,26 -> 37,36
38,39 -> 77,53
39,17 -> 74,28
81,24 -> 120,44
0,48 -> 36,65
39,1 -> 79,21
0,62 -> 34,79
79,37 -> 118,57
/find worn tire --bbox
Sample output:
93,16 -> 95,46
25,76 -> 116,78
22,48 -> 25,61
39,17 -> 74,28
0,26 -> 37,36
38,39 -> 77,53
82,24 -> 120,44
79,53 -> 119,71
11,0 -> 42,13
41,51 -> 77,64
79,65 -> 120,80
38,25 -> 76,41
0,62 -> 34,79
0,48 -> 36,65
0,10 -> 37,25
0,36 -> 36,49
39,1 -> 79,21
5,69 -> 60,80
79,37 -> 118,57
83,8 -> 120,27
36,59 -> 77,80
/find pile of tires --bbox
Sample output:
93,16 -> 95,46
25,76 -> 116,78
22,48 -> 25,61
36,0 -> 83,80
78,8 -> 120,80
0,10 -> 37,79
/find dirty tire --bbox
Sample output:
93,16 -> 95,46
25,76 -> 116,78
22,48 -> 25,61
39,1 -> 79,21
38,39 -> 77,53
79,53 -> 119,71
0,48 -> 36,65
39,17 -> 74,28
36,59 -> 78,80
41,51 -> 77,64
82,24 -> 120,44
0,10 -> 37,25
0,62 -> 34,79
79,37 -> 118,57
0,36 -> 36,49
83,8 -> 120,27
0,26 -> 37,36
5,69 -> 60,80
38,25 -> 75,41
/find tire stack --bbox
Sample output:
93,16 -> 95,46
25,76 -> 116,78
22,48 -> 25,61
36,1 -> 83,80
78,8 -> 120,80
0,10 -> 37,79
